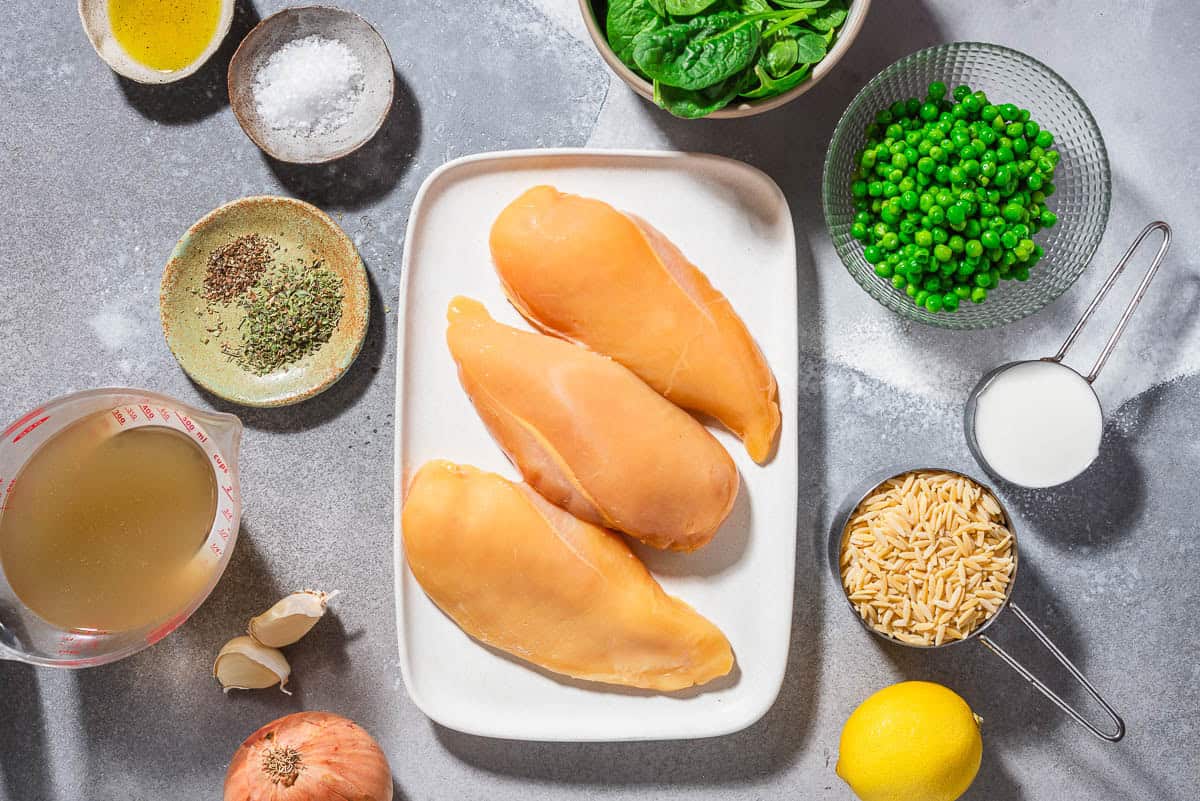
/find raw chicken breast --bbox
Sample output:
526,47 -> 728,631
402,460 -> 734,691
489,185 -> 781,463
446,296 -> 737,552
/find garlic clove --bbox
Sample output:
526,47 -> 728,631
214,635 -> 291,694
248,590 -> 337,648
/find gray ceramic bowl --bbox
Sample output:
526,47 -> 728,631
578,0 -> 871,119
228,6 -> 394,163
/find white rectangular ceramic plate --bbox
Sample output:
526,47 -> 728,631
393,149 -> 799,741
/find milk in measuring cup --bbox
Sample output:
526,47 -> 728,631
971,360 -> 1103,488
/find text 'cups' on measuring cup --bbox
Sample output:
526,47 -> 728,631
828,467 -> 1125,742
965,222 -> 1173,489
0,388 -> 243,668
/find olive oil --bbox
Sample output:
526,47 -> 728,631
108,0 -> 223,72
0,412 -> 217,632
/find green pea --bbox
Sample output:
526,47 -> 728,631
942,291 -> 960,311
851,223 -> 867,241
952,84 -> 971,102
949,166 -> 966,184
1014,266 -> 1030,281
999,103 -> 1019,121
1041,180 -> 1056,197
925,293 -> 943,312
962,159 -> 981,178
917,156 -> 936,175
1035,130 -> 1054,148
874,261 -> 894,277
961,95 -> 981,115
883,182 -> 900,198
880,205 -> 902,224
980,230 -> 1001,249
905,97 -> 922,115
1040,209 -> 1058,227
913,246 -> 931,264
875,108 -> 894,125
1027,174 -> 1044,191
980,104 -> 999,121
924,275 -> 942,292
956,285 -> 972,299
891,152 -> 909,169
882,232 -> 901,250
863,245 -> 883,263
995,146 -> 1014,164
914,289 -> 930,306
928,145 -> 945,162
964,239 -> 983,258
945,204 -> 967,226
898,190 -> 919,211
994,166 -> 1012,186
963,219 -> 982,239
891,273 -> 908,289
927,81 -> 947,100
1001,203 -> 1024,223
906,283 -> 919,298
933,244 -> 952,262
887,169 -> 904,184
934,164 -> 951,183
919,102 -> 939,121
914,230 -> 933,247
1000,230 -> 1019,249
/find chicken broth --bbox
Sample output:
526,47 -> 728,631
0,412 -> 217,632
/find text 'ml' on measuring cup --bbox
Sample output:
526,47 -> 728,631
0,388 -> 243,668
829,467 -> 1125,742
965,222 -> 1172,488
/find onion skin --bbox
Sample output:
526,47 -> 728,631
224,712 -> 393,801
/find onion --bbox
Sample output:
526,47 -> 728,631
224,712 -> 392,801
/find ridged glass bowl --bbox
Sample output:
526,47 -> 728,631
822,42 -> 1111,329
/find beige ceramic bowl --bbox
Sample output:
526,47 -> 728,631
160,196 -> 370,407
228,6 -> 395,164
78,0 -> 235,84
579,0 -> 871,118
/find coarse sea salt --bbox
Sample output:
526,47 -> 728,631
253,34 -> 364,137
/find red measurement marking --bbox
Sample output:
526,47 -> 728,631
3,407 -> 44,438
146,613 -> 188,645
221,508 -> 233,521
12,416 -> 49,444
174,412 -> 196,433
222,484 -> 236,501
217,527 -> 230,540
212,452 -> 228,474
110,408 -> 127,426
139,404 -> 156,420
209,542 -> 222,557
124,406 -> 139,422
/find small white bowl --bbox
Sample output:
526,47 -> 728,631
227,6 -> 395,164
78,0 -> 236,84
578,0 -> 871,119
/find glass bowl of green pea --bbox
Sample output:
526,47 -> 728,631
822,42 -> 1110,328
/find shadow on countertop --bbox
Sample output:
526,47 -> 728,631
0,662 -> 52,801
265,68 -> 422,211
117,0 -> 262,125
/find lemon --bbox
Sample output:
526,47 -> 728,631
836,681 -> 982,801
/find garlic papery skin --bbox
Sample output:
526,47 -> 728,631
214,636 -> 291,694
248,590 -> 337,648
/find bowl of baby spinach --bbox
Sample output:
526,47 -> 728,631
581,0 -> 870,119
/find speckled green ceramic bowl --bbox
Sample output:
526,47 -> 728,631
160,195 -> 369,407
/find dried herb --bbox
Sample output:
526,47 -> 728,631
204,234 -> 278,303
222,261 -> 344,375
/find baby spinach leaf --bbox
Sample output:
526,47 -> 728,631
739,62 -> 812,99
607,0 -> 666,70
654,67 -> 749,117
770,0 -> 829,8
764,37 -> 799,78
792,30 -> 827,62
632,11 -> 761,90
807,0 -> 848,31
665,0 -> 721,14
739,0 -> 771,12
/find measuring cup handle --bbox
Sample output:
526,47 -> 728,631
1053,221 -> 1172,382
977,602 -> 1125,742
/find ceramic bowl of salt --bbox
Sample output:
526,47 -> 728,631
228,6 -> 394,164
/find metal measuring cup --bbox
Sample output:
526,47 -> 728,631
965,222 -> 1173,488
828,467 -> 1125,742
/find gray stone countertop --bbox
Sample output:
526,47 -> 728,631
2,1 -> 1198,799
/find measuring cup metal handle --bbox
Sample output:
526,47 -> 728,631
977,602 -> 1125,742
1052,221 -> 1173,382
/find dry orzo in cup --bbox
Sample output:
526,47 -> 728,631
839,470 -> 1016,646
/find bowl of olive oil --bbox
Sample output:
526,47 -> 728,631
0,388 -> 243,668
78,0 -> 236,84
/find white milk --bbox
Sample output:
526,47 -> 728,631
971,360 -> 1104,488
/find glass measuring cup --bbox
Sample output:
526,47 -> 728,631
965,222 -> 1172,488
829,467 -> 1125,742
0,388 -> 243,668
